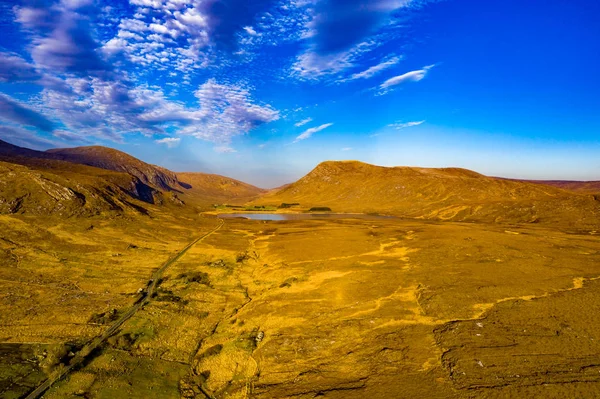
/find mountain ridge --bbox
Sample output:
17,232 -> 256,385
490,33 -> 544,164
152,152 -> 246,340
46,145 -> 183,193
0,139 -> 265,215
256,160 -> 600,226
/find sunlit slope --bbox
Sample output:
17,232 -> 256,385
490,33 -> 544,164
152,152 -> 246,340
257,161 -> 600,226
528,180 -> 600,194
0,139 -> 266,213
0,140 -> 184,214
47,146 -> 183,192
177,172 -> 265,207
0,159 -> 155,216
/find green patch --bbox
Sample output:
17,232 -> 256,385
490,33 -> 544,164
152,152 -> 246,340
177,271 -> 211,286
0,344 -> 47,399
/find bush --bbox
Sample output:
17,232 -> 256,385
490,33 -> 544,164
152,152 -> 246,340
278,202 -> 300,209
308,207 -> 332,212
236,252 -> 250,263
178,271 -> 211,286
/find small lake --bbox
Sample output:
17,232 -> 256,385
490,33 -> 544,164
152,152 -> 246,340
217,213 -> 398,221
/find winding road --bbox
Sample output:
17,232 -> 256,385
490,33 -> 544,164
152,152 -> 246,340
25,218 -> 224,399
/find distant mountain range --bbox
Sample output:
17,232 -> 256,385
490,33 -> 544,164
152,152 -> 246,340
0,139 -> 598,227
256,160 -> 600,227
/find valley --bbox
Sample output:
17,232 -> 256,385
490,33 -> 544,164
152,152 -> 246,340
1,141 -> 600,398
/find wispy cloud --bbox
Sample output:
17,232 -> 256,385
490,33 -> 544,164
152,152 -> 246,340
0,52 -> 40,82
243,26 -> 258,36
155,137 -> 181,148
186,79 -> 279,143
0,126 -> 58,150
294,123 -> 333,142
341,147 -> 352,151
379,64 -> 435,93
388,120 -> 426,129
214,145 -> 238,153
348,56 -> 402,81
1,0 -> 435,152
0,93 -> 55,132
295,117 -> 313,127
290,0 -> 426,81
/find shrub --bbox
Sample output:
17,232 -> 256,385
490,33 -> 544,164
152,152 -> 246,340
178,271 -> 211,286
278,202 -> 300,209
308,206 -> 332,212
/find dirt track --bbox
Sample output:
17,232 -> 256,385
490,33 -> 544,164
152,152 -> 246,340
24,218 -> 224,399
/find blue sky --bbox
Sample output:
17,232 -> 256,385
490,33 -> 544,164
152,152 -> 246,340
0,0 -> 599,187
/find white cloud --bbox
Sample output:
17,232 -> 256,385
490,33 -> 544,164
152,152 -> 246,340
388,120 -> 425,129
155,137 -> 181,147
183,79 -> 279,143
295,117 -> 313,127
243,26 -> 258,36
292,51 -> 354,79
348,56 -> 402,80
341,147 -> 352,151
294,122 -> 333,142
380,65 -> 435,90
214,145 -> 237,153
291,41 -> 376,80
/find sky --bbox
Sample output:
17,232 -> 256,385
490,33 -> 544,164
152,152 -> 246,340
0,0 -> 599,187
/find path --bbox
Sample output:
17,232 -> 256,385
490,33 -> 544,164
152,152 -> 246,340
24,218 -> 224,399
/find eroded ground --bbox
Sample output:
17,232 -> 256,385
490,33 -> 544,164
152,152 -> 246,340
1,214 -> 600,398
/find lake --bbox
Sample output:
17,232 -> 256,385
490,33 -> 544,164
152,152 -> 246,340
217,213 -> 398,221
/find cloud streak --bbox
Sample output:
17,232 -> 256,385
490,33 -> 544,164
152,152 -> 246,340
295,117 -> 313,127
0,52 -> 40,82
348,56 -> 402,80
380,64 -> 435,90
155,137 -> 181,148
388,120 -> 425,129
291,0 -> 421,80
294,123 -> 333,142
0,93 -> 55,132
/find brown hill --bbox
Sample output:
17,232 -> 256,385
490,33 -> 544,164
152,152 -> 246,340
0,158 -> 157,216
47,146 -> 183,192
0,139 -> 264,215
0,139 -> 171,208
526,180 -> 600,194
177,172 -> 265,208
256,161 -> 600,226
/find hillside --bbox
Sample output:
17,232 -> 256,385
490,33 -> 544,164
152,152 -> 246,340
256,161 -> 600,226
527,180 -> 600,194
47,146 -> 183,192
0,139 -> 265,215
0,159 -> 156,216
176,172 -> 264,207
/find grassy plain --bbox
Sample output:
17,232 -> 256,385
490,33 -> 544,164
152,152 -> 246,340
2,209 -> 600,398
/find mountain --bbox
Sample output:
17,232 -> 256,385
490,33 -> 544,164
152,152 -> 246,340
0,139 -> 264,215
47,146 -> 183,192
177,172 -> 265,208
256,161 -> 600,226
0,157 -> 157,216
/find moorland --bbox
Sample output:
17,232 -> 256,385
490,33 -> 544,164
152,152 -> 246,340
1,139 -> 600,398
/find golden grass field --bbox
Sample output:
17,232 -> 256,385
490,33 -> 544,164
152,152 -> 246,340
2,208 -> 600,398
2,141 -> 600,398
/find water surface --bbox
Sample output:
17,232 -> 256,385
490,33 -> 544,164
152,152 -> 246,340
217,213 -> 397,221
